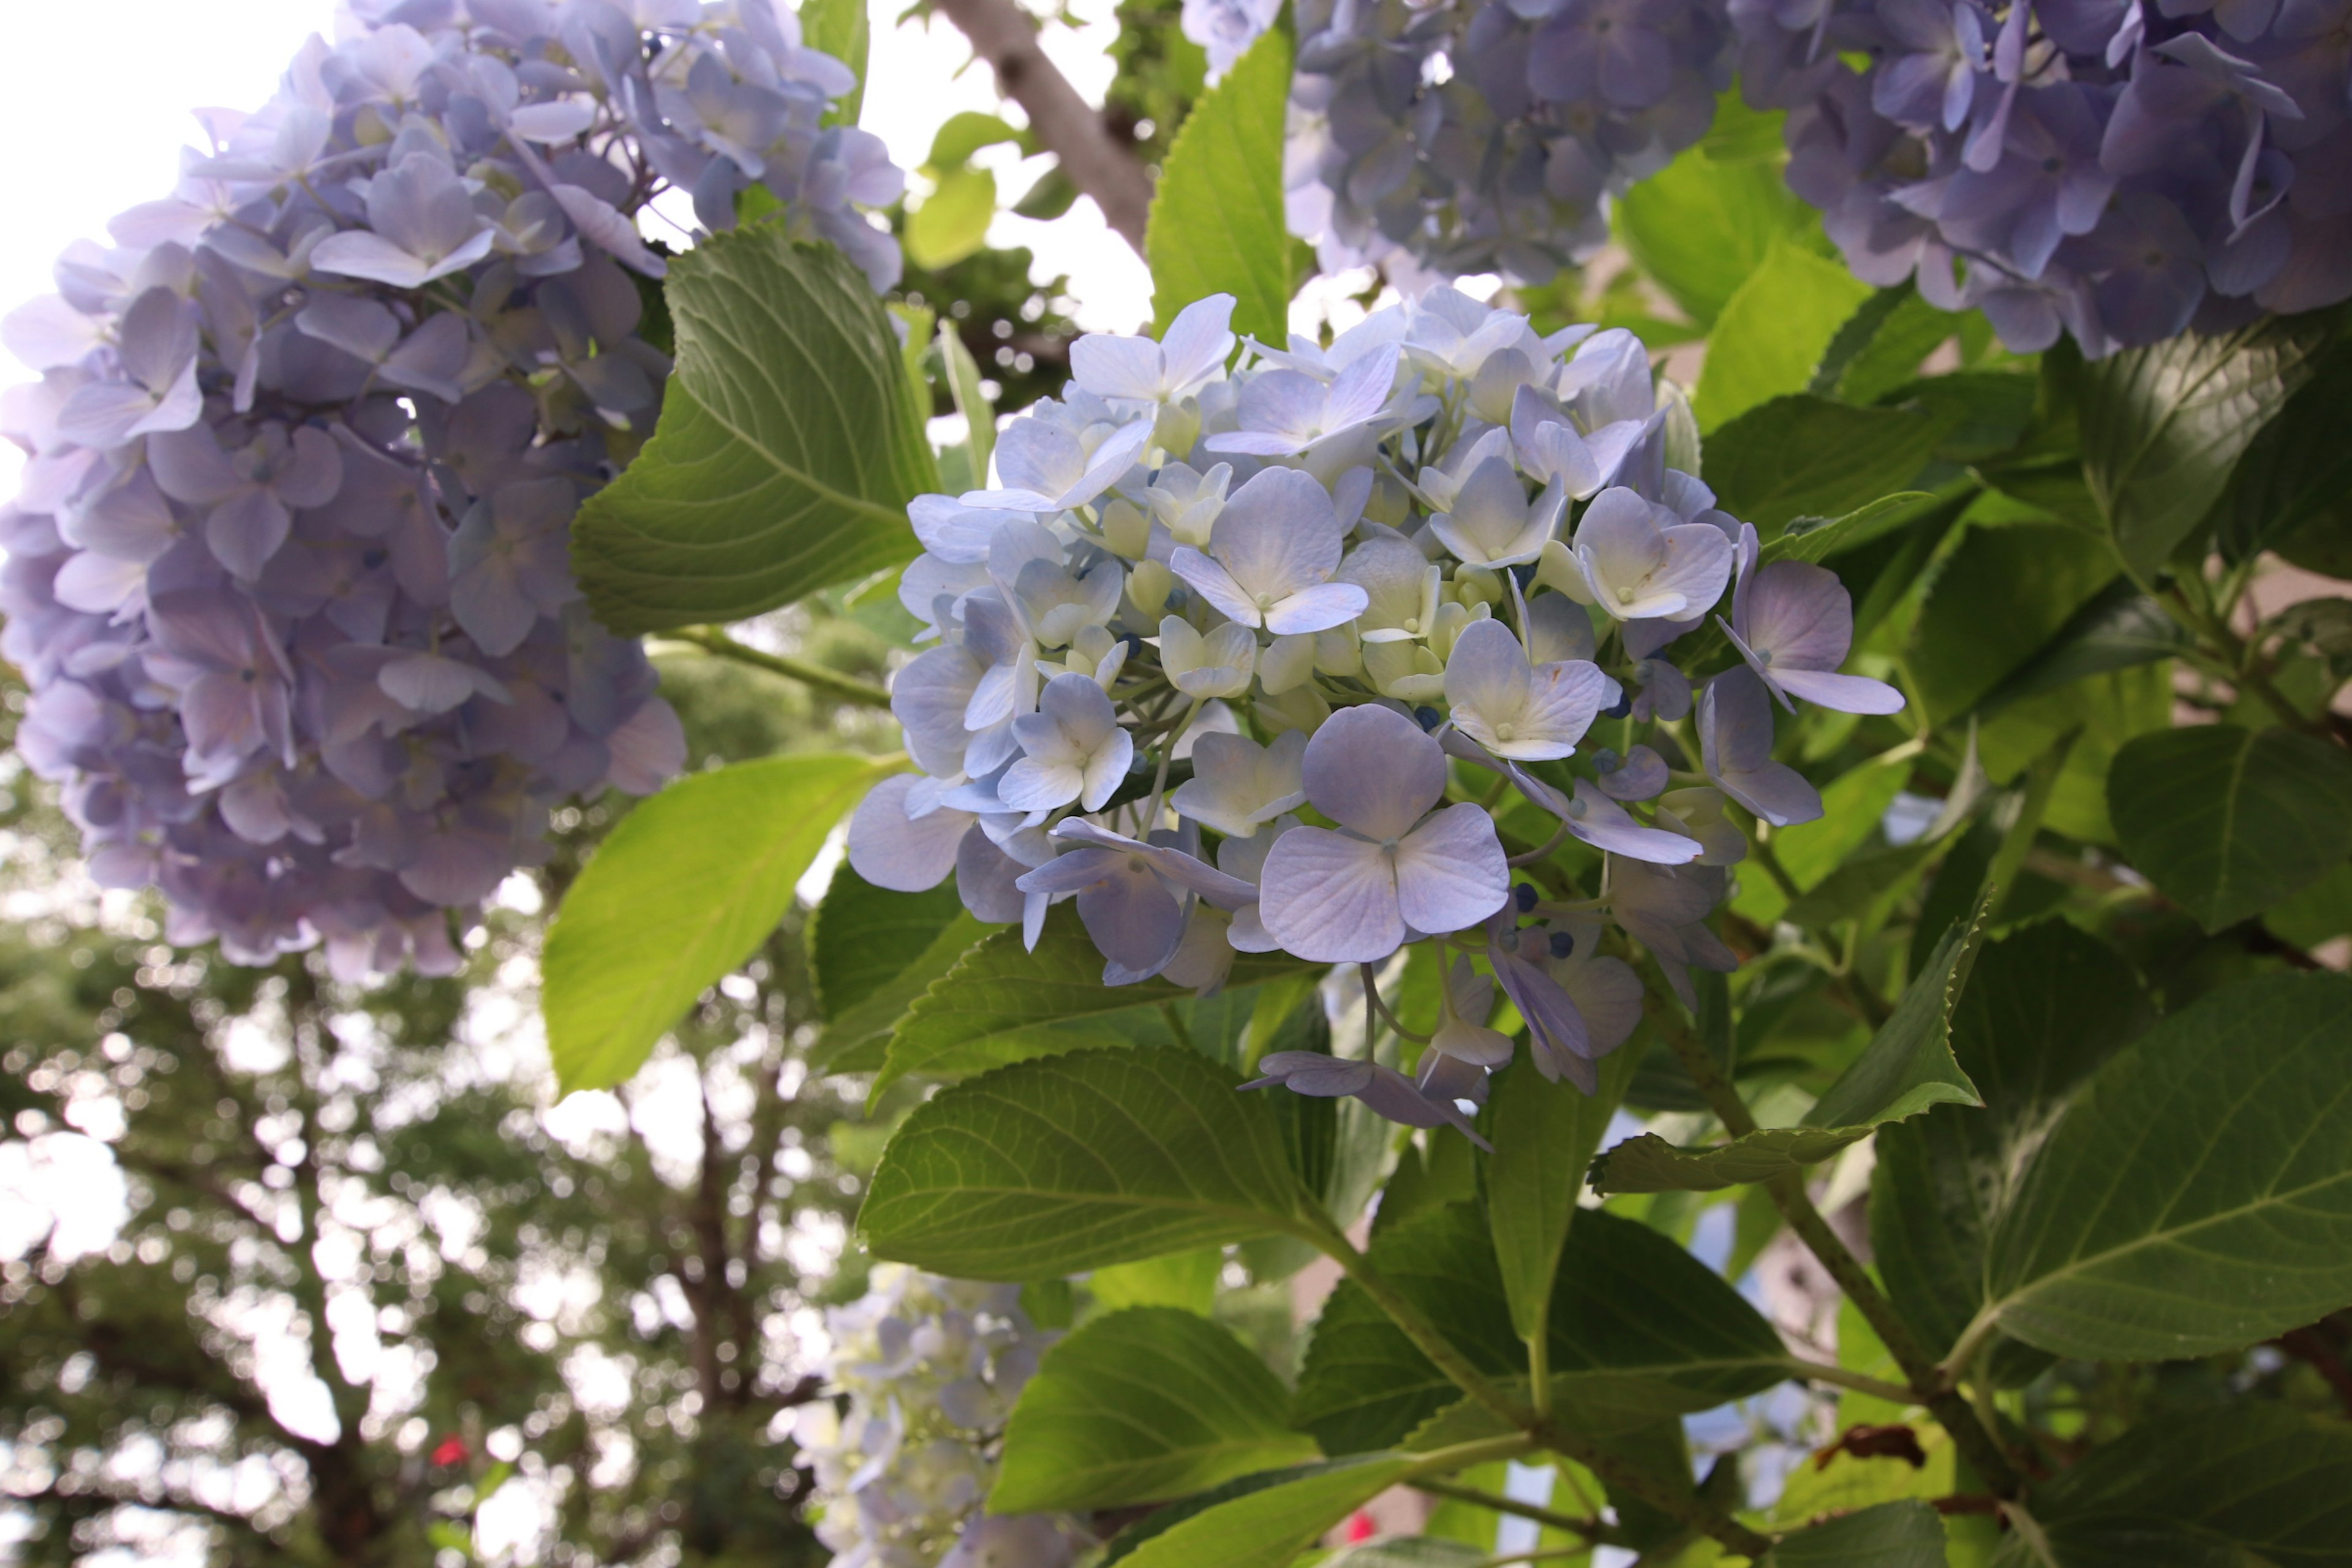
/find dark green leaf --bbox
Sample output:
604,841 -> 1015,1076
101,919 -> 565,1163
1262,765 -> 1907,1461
573,230 -> 936,632
2214,340 -> 2352,571
1871,924 -> 2150,1372
1973,576 -> 2193,719
1487,1047 -> 1640,1339
992,1306 -> 1317,1511
1994,1405 -> 2352,1567
1763,491 -> 1937,565
2078,314 -> 2334,581
1012,162 -> 1080,220
1766,1500 -> 1947,1566
543,755 -> 894,1093
859,1046 -> 1318,1279
809,910 -> 988,1075
1809,284 -> 1916,398
809,869 -> 966,1020
1883,368 -> 2039,465
1705,396 -> 1952,533
1588,1126 -> 1868,1196
1147,29 -> 1291,345
1837,293 -> 1970,409
1910,523 -> 2120,724
1983,971 -> 2352,1360
1694,242 -> 1875,430
872,908 -> 1311,1092
2108,724 -> 2352,931
1803,897 -> 1989,1131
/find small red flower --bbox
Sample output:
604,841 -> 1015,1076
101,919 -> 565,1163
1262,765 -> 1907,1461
1345,1511 -> 1376,1544
430,1436 -> 469,1468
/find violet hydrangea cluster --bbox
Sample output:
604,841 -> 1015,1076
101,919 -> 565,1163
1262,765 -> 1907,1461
1284,0 -> 1735,284
1734,0 -> 2352,351
0,0 -> 902,977
791,1264 -> 1082,1568
848,288 -> 1902,1132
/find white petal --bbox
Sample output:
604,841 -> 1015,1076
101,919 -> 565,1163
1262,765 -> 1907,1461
846,775 -> 971,891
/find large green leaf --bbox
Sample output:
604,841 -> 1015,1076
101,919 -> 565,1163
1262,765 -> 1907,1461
1981,971 -> 2352,1361
1973,576 -> 2192,718
809,910 -> 988,1075
1589,1126 -> 1869,1196
571,228 -> 936,633
1910,522 -> 2121,724
1487,1049 -> 1640,1341
872,910 -> 1310,1091
1615,134 -> 1812,328
1764,491 -> 1937,565
1871,924 -> 2150,1374
1704,396 -> 1951,533
2108,724 -> 2352,932
1146,28 -> 1291,346
2076,312 -> 2333,581
1766,1501 -> 1948,1566
2212,339 -> 2352,575
1992,1406 -> 2352,1568
543,754 -> 894,1093
809,868 -> 966,1020
992,1306 -> 1318,1511
859,1046 -> 1318,1278
1115,1455 -> 1419,1568
1694,241 -> 1874,430
1805,898 -> 1988,1130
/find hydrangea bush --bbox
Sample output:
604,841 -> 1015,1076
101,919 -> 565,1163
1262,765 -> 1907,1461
0,0 -> 900,976
845,287 -> 1901,1136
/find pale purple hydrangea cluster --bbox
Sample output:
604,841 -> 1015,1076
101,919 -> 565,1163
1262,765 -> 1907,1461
0,0 -> 902,977
1285,0 -> 1735,284
848,289 -> 1901,1129
1736,0 -> 2352,350
791,1265 -> 1082,1568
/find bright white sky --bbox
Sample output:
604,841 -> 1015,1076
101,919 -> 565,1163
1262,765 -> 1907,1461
0,0 -> 1156,498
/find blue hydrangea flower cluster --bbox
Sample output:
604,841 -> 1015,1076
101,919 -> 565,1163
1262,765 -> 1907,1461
850,289 -> 1899,1131
1736,0 -> 2352,351
1285,0 -> 1734,284
791,1265 -> 1082,1568
1,0 -> 901,978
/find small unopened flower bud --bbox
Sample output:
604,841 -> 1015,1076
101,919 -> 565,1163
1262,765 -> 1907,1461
1513,882 -> 1539,913
1100,497 -> 1153,559
1127,558 -> 1174,618
1548,930 -> 1575,960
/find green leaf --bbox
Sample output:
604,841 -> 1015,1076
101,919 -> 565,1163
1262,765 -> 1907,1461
2077,312 -> 2334,581
1323,1541 -> 1487,1568
1114,1455 -> 1419,1568
1705,396 -> 1952,533
937,319 -> 995,486
992,1306 -> 1318,1512
1910,522 -> 2121,725
809,910 -> 989,1075
1871,923 -> 2150,1371
1763,491 -> 1937,565
926,110 -> 1022,170
1835,292 -> 1969,408
1488,1048 -> 1640,1340
543,754 -> 892,1093
859,1045 -> 1318,1279
873,909 -> 1310,1092
1147,28 -> 1291,346
1994,1405 -> 2352,1567
800,0 -> 869,126
2213,340 -> 2352,574
1982,970 -> 2352,1360
905,165 -> 997,270
1973,577 -> 2192,718
809,869 -> 966,1021
1616,130 -> 1814,328
1588,1126 -> 1869,1196
2108,724 -> 2352,932
1694,241 -> 1874,431
1292,1204 -> 1520,1456
1730,749 -> 1916,925
1091,1248 -> 1223,1314
1803,896 -> 1989,1131
1766,1501 -> 1947,1567
572,229 -> 937,633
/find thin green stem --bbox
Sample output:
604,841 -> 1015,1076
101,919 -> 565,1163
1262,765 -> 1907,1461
1749,832 -> 1804,905
1938,1306 -> 2004,1391
663,627 -> 893,708
1782,1357 -> 1917,1406
1402,1433 -> 1542,1483
1361,962 -> 1433,1045
1155,1001 -> 1194,1055
1142,695 -> 1204,824
1410,1479 -> 1617,1544
1526,1419 -> 1773,1559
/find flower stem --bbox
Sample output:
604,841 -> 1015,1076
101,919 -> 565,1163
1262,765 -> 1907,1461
1409,1479 -> 1618,1544
662,626 -> 893,708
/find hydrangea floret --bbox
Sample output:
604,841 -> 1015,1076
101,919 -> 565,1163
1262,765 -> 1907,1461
791,1264 -> 1082,1568
850,288 -> 1901,1130
1,0 -> 902,977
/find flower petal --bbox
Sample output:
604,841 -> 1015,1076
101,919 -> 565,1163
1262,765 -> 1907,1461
1259,826 -> 1404,962
1393,803 -> 1510,935
1302,703 -> 1446,840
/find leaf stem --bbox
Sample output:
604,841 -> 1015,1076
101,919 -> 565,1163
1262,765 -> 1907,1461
663,626 -> 894,708
1782,1357 -> 1918,1406
1410,1479 -> 1618,1544
1314,1231 -> 1531,1433
1525,1419 -> 1774,1559
1644,988 -> 2024,1498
